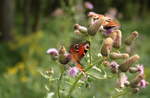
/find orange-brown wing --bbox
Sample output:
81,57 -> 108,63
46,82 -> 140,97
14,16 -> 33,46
69,41 -> 90,63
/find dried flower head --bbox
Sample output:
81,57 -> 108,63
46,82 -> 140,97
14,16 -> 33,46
110,52 -> 129,59
74,24 -> 88,34
88,19 -> 102,36
101,37 -> 113,57
125,31 -> 139,46
112,30 -> 122,49
119,54 -> 140,72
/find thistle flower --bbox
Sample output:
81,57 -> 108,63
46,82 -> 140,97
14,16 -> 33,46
136,64 -> 144,75
74,24 -> 88,34
109,61 -> 120,73
110,52 -> 129,59
130,74 -> 144,88
125,31 -> 139,46
113,30 -> 122,49
101,37 -> 113,57
119,54 -> 140,72
46,48 -> 59,60
137,79 -> 149,88
68,67 -> 79,77
130,64 -> 144,74
84,1 -> 94,10
117,73 -> 130,88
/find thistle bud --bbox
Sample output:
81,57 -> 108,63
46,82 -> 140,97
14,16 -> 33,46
113,30 -> 122,49
110,52 -> 129,59
74,29 -> 81,35
58,46 -> 71,64
88,19 -> 102,36
132,88 -> 140,93
74,24 -> 88,34
129,67 -> 138,73
125,31 -> 139,46
130,74 -> 144,88
102,60 -> 110,67
59,46 -> 66,54
101,37 -> 113,57
119,54 -> 140,72
108,31 -> 117,39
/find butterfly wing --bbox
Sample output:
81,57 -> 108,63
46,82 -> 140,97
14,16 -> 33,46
69,41 -> 90,71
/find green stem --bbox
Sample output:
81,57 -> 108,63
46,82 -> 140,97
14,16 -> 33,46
57,70 -> 64,98
111,91 -> 128,98
67,63 -> 94,98
88,36 -> 92,65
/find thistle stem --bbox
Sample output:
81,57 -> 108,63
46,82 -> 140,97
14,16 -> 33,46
67,63 -> 94,98
57,69 -> 64,98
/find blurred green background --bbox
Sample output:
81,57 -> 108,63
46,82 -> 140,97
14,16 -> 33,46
0,0 -> 150,98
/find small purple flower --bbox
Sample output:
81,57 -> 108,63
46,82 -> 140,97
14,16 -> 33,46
109,61 -> 120,73
117,73 -> 129,88
137,79 -> 149,88
136,64 -> 144,75
46,48 -> 59,56
84,2 -> 94,10
47,48 -> 59,60
110,61 -> 119,68
68,67 -> 79,77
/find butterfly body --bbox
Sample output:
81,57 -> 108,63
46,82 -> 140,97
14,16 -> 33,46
88,12 -> 120,33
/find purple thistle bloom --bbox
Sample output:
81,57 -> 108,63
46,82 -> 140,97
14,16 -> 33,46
46,48 -> 59,60
110,61 -> 119,69
117,73 -> 129,88
136,64 -> 144,75
137,79 -> 149,88
109,61 -> 120,73
68,67 -> 79,77
84,2 -> 94,10
46,48 -> 59,56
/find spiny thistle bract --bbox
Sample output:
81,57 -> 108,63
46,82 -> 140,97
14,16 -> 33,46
44,11 -> 149,98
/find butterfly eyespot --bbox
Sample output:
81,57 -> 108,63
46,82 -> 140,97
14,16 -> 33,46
74,44 -> 79,49
84,44 -> 90,50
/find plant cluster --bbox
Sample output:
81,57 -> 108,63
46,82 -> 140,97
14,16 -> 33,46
44,11 -> 149,98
